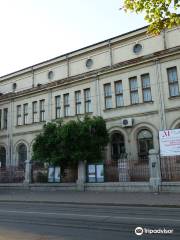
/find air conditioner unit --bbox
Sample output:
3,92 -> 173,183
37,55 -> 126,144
121,118 -> 133,127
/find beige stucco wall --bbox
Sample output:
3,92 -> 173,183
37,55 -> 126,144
0,26 -> 179,166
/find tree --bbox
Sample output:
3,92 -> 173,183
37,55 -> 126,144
122,0 -> 180,35
32,116 -> 109,168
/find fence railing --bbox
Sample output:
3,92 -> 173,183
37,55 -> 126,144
104,159 -> 149,182
0,166 -> 25,183
32,163 -> 77,183
160,156 -> 180,181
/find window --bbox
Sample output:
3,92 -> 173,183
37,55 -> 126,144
141,74 -> 152,102
18,143 -> 27,169
39,99 -> 45,122
167,67 -> 179,97
55,96 -> 61,119
111,133 -> 125,161
32,101 -> 38,123
3,108 -> 8,129
104,83 -> 112,109
115,81 -> 124,107
129,77 -> 139,104
0,146 -> 6,168
84,88 -> 92,113
64,94 -> 70,117
17,105 -> 21,126
137,129 -> 153,160
0,109 -> 2,129
23,103 -> 28,125
75,91 -> 81,115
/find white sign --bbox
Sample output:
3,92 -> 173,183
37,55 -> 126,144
159,129 -> 180,156
54,167 -> 61,183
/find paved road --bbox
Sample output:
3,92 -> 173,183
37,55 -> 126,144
0,202 -> 179,240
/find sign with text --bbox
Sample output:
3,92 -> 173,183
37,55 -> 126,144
159,129 -> 180,156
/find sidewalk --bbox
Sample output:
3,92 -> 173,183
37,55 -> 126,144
0,189 -> 180,207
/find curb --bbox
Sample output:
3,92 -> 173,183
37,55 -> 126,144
0,200 -> 180,208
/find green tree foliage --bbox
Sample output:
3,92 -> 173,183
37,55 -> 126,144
32,116 -> 109,167
122,0 -> 180,35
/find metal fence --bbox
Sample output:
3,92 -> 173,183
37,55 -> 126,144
104,159 -> 149,182
32,163 -> 77,183
160,156 -> 180,181
0,166 -> 25,183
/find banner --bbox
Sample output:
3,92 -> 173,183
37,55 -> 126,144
159,129 -> 180,156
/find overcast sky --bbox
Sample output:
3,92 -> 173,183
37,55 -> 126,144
0,0 -> 147,76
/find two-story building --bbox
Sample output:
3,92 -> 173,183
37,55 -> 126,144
0,25 -> 179,176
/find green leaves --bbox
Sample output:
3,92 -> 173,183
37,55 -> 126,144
123,0 -> 180,35
32,117 -> 109,167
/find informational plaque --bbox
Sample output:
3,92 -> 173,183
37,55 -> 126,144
96,164 -> 104,182
54,167 -> 61,183
159,129 -> 180,156
48,167 -> 55,183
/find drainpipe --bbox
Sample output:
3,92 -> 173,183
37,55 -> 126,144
162,29 -> 167,50
31,66 -> 35,87
95,74 -> 102,116
9,99 -> 14,166
108,40 -> 113,68
155,60 -> 167,130
66,55 -> 70,78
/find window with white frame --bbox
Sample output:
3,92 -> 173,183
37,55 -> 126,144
23,103 -> 28,125
32,101 -> 38,123
39,99 -> 45,122
104,83 -> 112,109
55,95 -> 61,119
167,66 -> 179,97
64,94 -> 70,117
129,77 -> 139,104
115,81 -> 124,107
141,73 -> 152,102
75,91 -> 81,115
84,88 -> 92,113
17,105 -> 21,126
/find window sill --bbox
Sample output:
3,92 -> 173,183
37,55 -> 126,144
103,101 -> 154,112
15,122 -> 45,128
169,95 -> 180,100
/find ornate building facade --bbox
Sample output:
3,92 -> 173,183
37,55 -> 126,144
0,25 -> 180,170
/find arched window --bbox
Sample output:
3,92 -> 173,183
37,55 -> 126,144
18,143 -> 27,168
175,123 -> 180,129
111,132 -> 125,161
0,147 -> 6,168
137,129 -> 153,160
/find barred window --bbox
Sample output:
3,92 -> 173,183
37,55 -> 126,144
39,99 -> 45,122
32,101 -> 38,123
115,81 -> 124,107
75,91 -> 81,115
141,74 -> 152,102
64,94 -> 70,117
55,95 -> 61,119
17,105 -> 21,126
167,67 -> 179,97
129,77 -> 139,104
23,103 -> 28,125
104,83 -> 112,109
84,88 -> 92,113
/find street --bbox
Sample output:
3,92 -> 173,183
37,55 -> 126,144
0,202 -> 179,240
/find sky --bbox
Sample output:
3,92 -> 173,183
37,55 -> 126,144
0,0 -> 147,76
